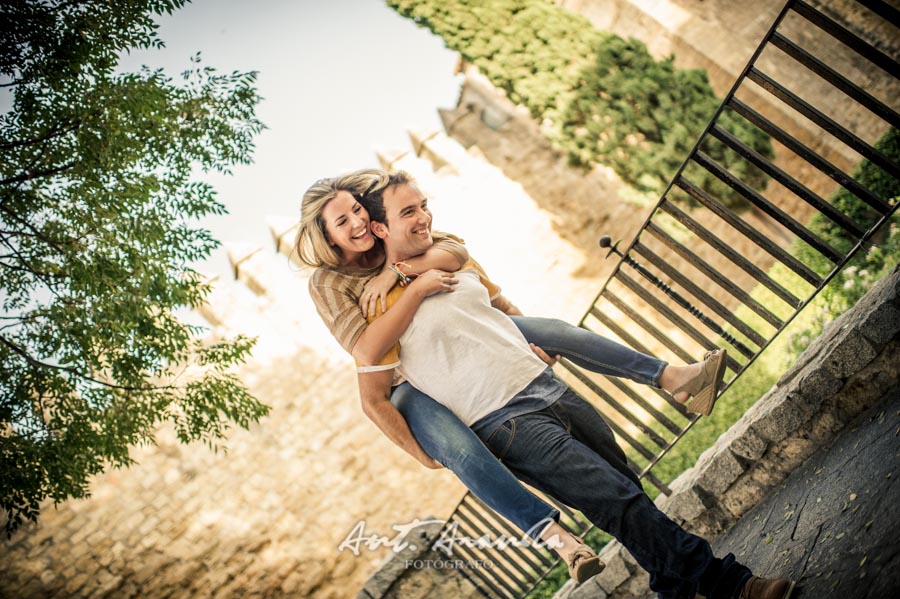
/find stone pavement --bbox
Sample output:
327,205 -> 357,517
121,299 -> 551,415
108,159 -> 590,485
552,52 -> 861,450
711,384 -> 900,599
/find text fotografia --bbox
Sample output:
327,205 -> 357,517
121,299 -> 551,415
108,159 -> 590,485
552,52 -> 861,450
338,518 -> 562,557
406,559 -> 494,571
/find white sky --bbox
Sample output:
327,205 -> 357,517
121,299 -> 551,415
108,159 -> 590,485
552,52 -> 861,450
119,0 -> 461,278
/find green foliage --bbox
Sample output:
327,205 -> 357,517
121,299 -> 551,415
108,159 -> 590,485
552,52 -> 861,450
388,0 -> 772,208
789,128 -> 900,355
1,0 -> 268,535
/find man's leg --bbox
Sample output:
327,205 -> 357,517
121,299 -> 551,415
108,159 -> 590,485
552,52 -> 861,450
478,393 -> 750,599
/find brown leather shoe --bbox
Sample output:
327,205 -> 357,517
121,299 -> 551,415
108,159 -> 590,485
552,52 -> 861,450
737,575 -> 796,599
566,538 -> 605,584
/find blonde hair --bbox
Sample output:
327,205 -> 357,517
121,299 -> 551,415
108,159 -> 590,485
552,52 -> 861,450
295,169 -> 388,268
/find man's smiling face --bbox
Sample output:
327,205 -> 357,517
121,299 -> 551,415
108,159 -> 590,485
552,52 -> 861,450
374,183 -> 434,260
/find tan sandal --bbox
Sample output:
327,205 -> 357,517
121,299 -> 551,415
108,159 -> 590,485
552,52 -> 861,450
674,349 -> 727,416
566,537 -> 605,584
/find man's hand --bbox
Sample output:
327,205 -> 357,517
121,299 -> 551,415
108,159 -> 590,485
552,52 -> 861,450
418,455 -> 444,469
530,343 -> 560,366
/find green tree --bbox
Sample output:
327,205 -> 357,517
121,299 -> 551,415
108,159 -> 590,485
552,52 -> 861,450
1,0 -> 268,536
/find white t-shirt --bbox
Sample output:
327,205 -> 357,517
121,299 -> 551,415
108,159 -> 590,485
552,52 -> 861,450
390,268 -> 548,425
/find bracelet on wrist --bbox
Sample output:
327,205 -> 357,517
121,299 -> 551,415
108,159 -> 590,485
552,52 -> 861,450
391,261 -> 420,287
388,263 -> 413,287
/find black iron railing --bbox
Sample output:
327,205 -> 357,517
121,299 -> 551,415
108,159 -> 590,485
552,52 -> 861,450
435,1 -> 899,596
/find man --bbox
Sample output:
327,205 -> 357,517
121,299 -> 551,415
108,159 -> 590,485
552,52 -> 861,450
355,171 -> 795,599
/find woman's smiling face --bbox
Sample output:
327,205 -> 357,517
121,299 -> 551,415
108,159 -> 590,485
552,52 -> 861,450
322,190 -> 376,258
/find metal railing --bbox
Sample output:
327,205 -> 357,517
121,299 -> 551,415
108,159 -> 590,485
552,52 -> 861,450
433,1 -> 899,596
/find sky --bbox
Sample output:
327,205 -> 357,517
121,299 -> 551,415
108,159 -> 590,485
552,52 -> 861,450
118,0 -> 462,278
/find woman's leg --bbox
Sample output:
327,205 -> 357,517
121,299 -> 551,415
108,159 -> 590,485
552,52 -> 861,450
391,382 -> 558,539
510,315 -> 666,386
511,315 -> 714,404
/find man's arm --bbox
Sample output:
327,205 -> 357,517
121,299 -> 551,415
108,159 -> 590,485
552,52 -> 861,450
357,369 -> 442,469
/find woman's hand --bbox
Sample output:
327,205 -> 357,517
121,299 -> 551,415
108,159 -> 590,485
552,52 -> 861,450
360,268 -> 399,317
408,269 -> 458,299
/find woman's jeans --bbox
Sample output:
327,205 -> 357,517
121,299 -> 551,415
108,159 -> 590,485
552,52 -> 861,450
390,315 -> 668,538
509,315 -> 666,386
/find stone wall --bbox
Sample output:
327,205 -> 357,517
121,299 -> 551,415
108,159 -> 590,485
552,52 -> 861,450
354,520 -> 485,599
556,265 -> 900,598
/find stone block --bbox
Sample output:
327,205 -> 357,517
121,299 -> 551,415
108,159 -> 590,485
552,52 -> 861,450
665,485 -> 709,521
388,570 -> 435,599
569,577 -> 609,599
795,367 -> 842,409
360,519 -> 443,598
721,475 -> 767,519
92,569 -> 123,597
594,548 -> 632,594
695,449 -> 746,496
748,460 -> 788,488
690,506 -> 737,539
769,435 -> 819,477
832,340 -> 900,421
859,301 -> 900,345
618,547 -> 639,570
615,570 -> 651,599
748,389 -> 810,445
809,409 -> 845,444
824,329 -> 878,379
728,428 -> 767,462
866,265 -> 900,307
431,573 -> 482,599
64,573 -> 91,595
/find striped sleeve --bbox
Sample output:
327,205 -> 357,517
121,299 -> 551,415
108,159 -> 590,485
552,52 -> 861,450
432,231 -> 469,266
308,269 -> 368,354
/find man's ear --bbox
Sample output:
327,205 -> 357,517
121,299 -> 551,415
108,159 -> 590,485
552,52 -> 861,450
371,221 -> 388,240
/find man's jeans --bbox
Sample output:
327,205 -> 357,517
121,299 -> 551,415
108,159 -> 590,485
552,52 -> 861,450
477,389 -> 751,599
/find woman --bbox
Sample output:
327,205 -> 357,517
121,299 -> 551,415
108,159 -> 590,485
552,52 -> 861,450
296,169 -> 725,583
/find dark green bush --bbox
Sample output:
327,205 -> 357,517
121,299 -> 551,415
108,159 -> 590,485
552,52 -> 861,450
389,0 -> 772,208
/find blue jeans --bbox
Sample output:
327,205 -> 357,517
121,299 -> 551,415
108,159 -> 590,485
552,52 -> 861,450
509,315 -> 666,386
390,316 -> 668,538
391,382 -> 558,539
477,389 -> 751,599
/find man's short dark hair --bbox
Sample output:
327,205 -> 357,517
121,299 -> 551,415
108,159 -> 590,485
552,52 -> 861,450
361,170 -> 416,226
